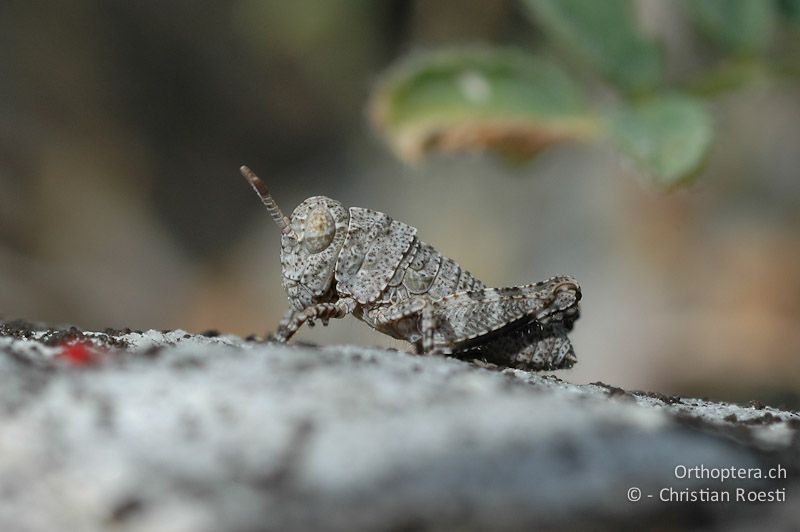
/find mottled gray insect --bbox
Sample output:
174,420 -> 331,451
241,165 -> 581,370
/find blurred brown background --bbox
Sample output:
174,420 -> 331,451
1,1 -> 798,403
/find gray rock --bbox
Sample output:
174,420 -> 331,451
0,321 -> 797,531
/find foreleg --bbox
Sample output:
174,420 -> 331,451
275,297 -> 356,343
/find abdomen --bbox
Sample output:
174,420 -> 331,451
365,239 -> 485,341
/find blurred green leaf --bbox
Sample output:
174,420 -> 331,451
778,0 -> 800,26
685,0 -> 776,54
521,0 -> 662,94
608,95 -> 713,189
369,47 -> 597,163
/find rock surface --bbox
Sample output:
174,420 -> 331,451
0,320 -> 797,531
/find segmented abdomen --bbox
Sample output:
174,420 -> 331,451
383,239 -> 484,304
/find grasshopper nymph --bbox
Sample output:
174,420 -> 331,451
241,165 -> 581,370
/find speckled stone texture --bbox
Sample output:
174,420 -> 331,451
0,320 -> 797,531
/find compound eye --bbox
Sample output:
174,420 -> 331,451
303,206 -> 335,254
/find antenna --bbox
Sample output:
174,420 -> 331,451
240,165 -> 291,231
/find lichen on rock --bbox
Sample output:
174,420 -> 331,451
0,320 -> 797,531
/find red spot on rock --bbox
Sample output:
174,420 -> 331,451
58,342 -> 99,366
